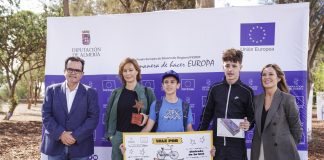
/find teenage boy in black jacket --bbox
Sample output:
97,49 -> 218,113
198,48 -> 254,160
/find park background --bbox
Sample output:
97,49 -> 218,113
0,0 -> 323,159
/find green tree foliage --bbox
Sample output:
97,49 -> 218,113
42,0 -> 64,17
0,10 -> 46,120
0,0 -> 19,89
0,0 -> 19,15
22,61 -> 45,109
0,69 -> 5,101
314,61 -> 324,92
276,0 -> 324,98
16,80 -> 28,100
68,0 -> 195,15
313,44 -> 324,92
307,0 -> 324,96
70,0 -> 96,16
0,69 -> 4,87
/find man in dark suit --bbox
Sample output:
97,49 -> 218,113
41,56 -> 100,160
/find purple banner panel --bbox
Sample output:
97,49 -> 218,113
44,70 -> 307,150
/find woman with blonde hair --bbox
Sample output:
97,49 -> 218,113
251,64 -> 302,160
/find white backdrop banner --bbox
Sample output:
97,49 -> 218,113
44,3 -> 309,160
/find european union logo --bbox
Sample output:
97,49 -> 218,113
240,22 -> 275,46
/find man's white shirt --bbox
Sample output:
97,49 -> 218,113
65,81 -> 79,113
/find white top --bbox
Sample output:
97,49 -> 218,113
65,81 -> 79,113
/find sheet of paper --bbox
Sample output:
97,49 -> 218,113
217,118 -> 245,138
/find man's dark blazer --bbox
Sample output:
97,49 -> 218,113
41,82 -> 99,158
251,89 -> 302,160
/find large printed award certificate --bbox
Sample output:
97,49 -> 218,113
123,131 -> 213,160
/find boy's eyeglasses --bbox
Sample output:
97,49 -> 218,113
66,68 -> 83,74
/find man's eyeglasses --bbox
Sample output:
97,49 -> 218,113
66,68 -> 83,74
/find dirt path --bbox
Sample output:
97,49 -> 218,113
0,103 -> 42,160
0,103 -> 323,159
0,103 -> 42,122
308,118 -> 324,160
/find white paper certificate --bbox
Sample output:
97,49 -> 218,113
216,118 -> 245,138
123,131 -> 213,160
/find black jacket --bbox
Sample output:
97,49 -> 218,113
198,78 -> 254,147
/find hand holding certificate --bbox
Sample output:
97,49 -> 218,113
217,118 -> 245,138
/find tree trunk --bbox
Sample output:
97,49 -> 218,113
34,82 -> 39,106
195,0 -> 214,8
307,82 -> 314,140
34,79 -> 42,106
63,0 -> 70,16
29,75 -> 34,109
119,0 -> 132,13
142,0 -> 149,12
23,62 -> 34,109
307,71 -> 313,102
307,11 -> 324,102
27,83 -> 33,109
3,86 -> 18,120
